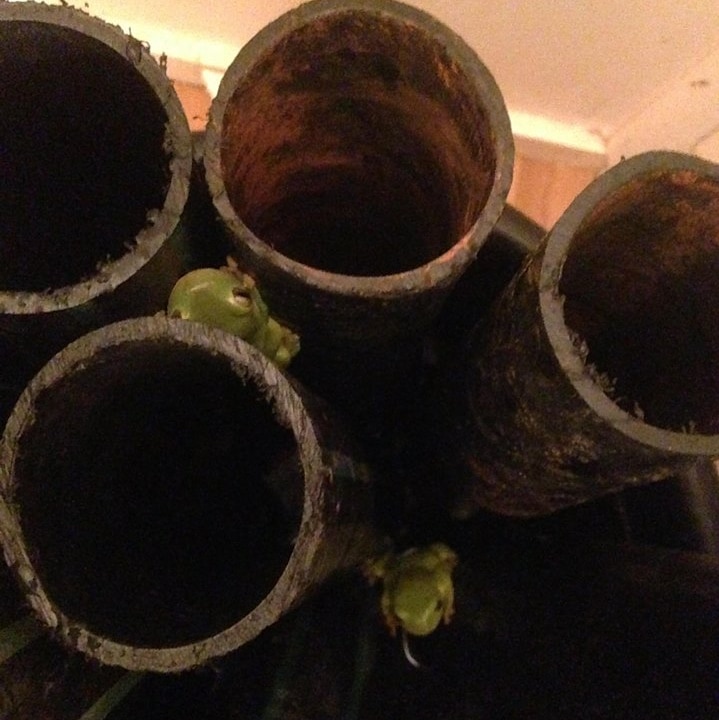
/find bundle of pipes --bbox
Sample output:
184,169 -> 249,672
0,3 -> 717,716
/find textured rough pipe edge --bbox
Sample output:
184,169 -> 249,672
444,151 -> 719,518
0,317 -> 378,672
0,3 -> 192,373
0,2 -> 191,313
203,0 -> 513,347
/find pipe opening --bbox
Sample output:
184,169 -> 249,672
0,20 -> 170,292
560,170 -> 719,433
13,341 -> 300,647
220,10 -> 495,276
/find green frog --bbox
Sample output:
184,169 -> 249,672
364,543 -> 458,637
167,258 -> 300,369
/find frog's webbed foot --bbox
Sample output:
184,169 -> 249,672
223,255 -> 245,279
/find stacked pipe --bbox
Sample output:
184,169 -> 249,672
203,0 -> 513,349
0,316 -> 376,672
0,0 -> 511,676
434,151 -> 719,518
0,0 -> 717,715
0,1 -> 197,430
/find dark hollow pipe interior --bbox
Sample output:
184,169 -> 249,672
221,11 -> 496,276
13,342 -> 300,646
0,21 -> 170,292
560,170 -> 719,434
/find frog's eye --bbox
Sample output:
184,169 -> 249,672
434,599 -> 443,611
231,287 -> 253,310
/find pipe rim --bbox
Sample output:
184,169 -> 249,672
203,0 -> 514,299
0,317 -> 329,672
540,150 -> 719,455
0,3 -> 192,316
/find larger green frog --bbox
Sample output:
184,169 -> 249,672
167,259 -> 300,369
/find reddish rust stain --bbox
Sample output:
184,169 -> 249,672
218,11 -> 495,276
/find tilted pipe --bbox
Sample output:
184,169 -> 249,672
435,151 -> 719,517
0,317 -> 378,672
204,0 -> 513,350
0,3 -> 194,423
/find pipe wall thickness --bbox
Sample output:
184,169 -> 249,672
0,317 -> 377,672
204,0 -> 513,350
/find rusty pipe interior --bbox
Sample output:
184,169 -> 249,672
559,168 -> 719,434
218,7 -> 499,276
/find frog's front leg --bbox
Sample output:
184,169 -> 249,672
257,317 -> 300,369
379,590 -> 400,637
442,576 -> 455,625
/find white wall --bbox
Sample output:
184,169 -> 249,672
13,0 -> 719,164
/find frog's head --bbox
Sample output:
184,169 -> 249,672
168,268 -> 268,339
392,571 -> 446,637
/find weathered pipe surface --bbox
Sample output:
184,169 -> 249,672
204,0 -> 513,349
0,317 -> 378,672
437,151 -> 719,517
0,3 -> 194,424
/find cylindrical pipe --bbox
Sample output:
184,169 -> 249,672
0,317 -> 378,672
0,3 -> 194,423
204,0 -> 513,349
436,151 -> 719,517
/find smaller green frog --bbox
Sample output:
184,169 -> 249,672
167,258 -> 300,369
364,543 -> 458,637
